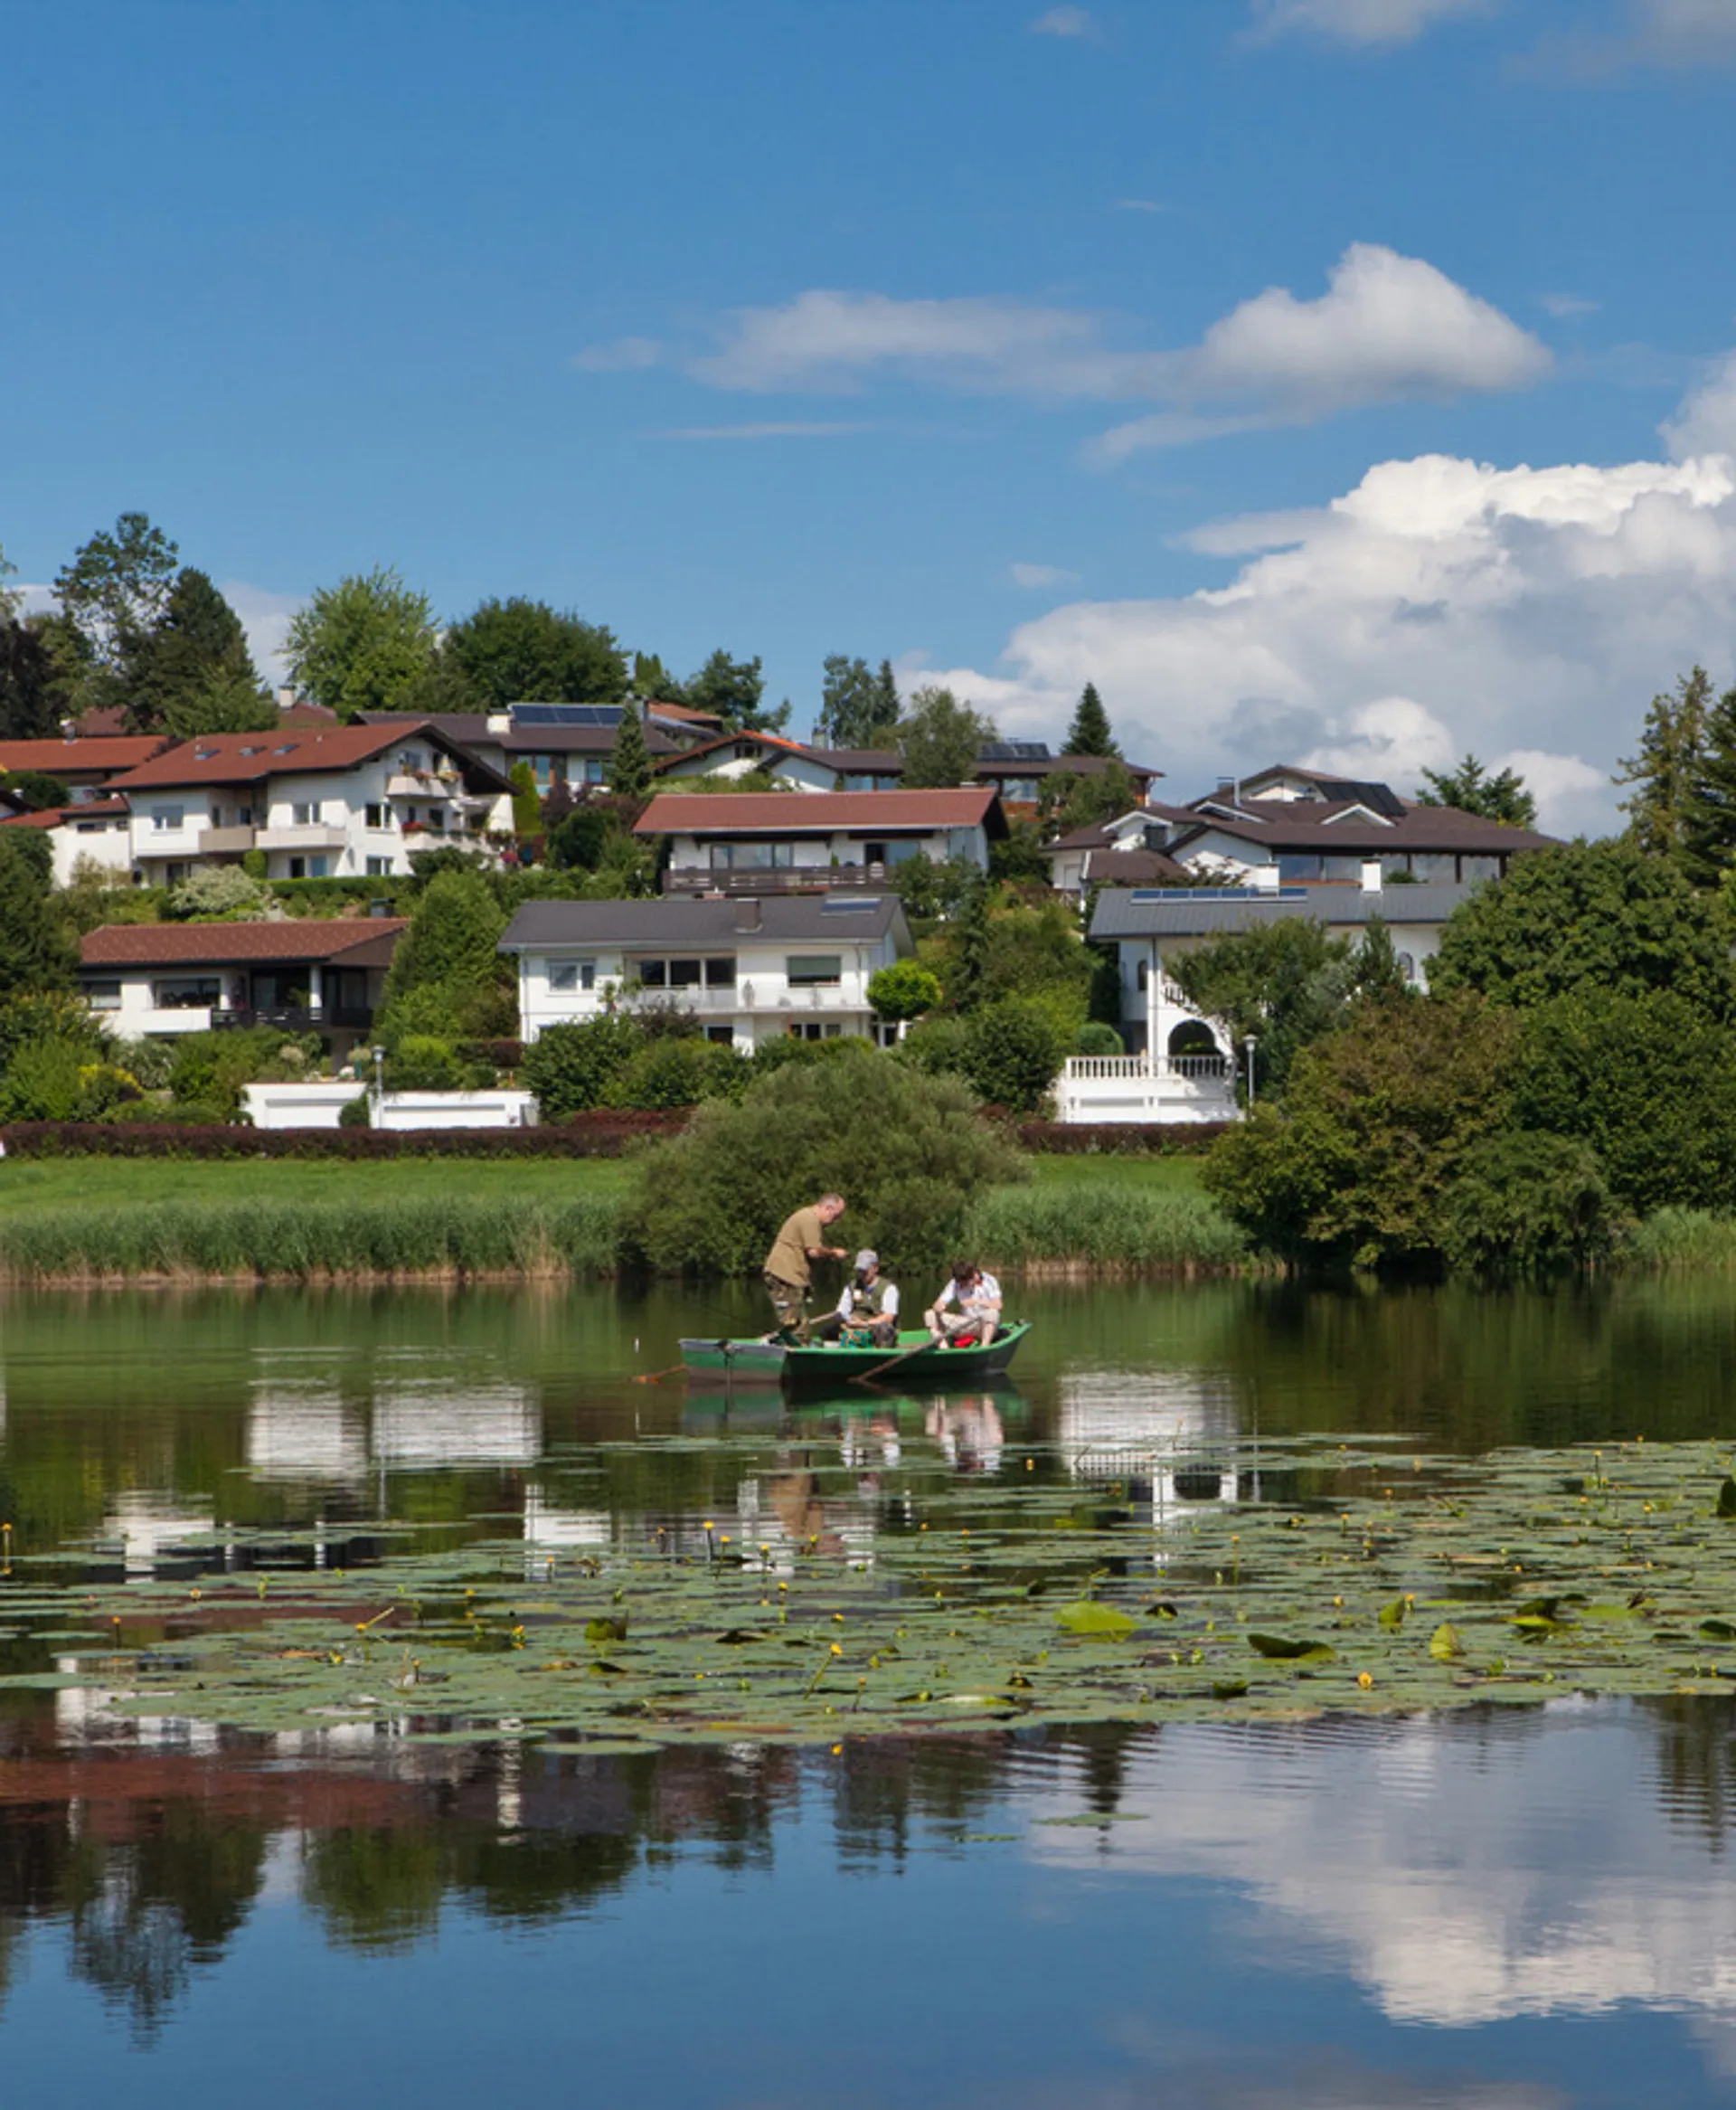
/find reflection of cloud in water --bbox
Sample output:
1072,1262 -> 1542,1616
1028,1707 -> 1736,2029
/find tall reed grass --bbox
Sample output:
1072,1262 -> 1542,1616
961,1180 -> 1248,1271
1622,1208 -> 1736,1272
0,1195 -> 624,1282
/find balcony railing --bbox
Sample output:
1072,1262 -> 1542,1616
663,863 -> 893,895
619,984 -> 862,1016
1062,1054 -> 1229,1082
212,1005 -> 374,1033
256,824 -> 348,852
198,825 -> 259,855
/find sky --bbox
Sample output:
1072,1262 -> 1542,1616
6,0 -> 1736,829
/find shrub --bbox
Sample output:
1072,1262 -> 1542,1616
867,960 -> 941,1023
385,1036 -> 482,1091
960,998 -> 1067,1114
0,990 -> 110,1071
111,1035 -> 175,1090
546,808 -> 610,872
1438,1132 -> 1618,1281
0,1037 -> 96,1121
166,865 -> 272,920
605,1036 -> 745,1110
168,1027 -> 323,1120
241,849 -> 268,880
1073,1021 -> 1125,1057
892,1014 -> 971,1079
382,870 -> 508,1006
522,1015 -> 642,1119
1014,1120 -> 1231,1155
623,1047 -> 1027,1275
0,1111 -> 689,1159
338,1093 -> 371,1128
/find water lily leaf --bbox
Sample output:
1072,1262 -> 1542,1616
713,1629 -> 769,1646
1054,1602 -> 1137,1639
1429,1623 -> 1466,1661
1247,1633 -> 1335,1661
1719,1478 -> 1736,1519
585,1615 -> 628,1644
1701,1619 -> 1736,1641
1377,1597 -> 1408,1630
1212,1679 -> 1250,1700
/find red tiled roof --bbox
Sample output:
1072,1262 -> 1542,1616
0,799 -> 129,829
635,788 -> 1005,837
106,724 -> 414,789
81,919 -> 410,968
0,737 -> 165,774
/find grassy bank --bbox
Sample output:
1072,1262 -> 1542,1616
0,1150 -> 1243,1283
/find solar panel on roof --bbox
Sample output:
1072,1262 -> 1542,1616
510,704 -> 623,727
822,896 -> 881,913
1128,886 -> 1311,904
979,741 -> 1052,762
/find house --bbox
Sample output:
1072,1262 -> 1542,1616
357,700 -> 689,797
0,734 -> 169,798
1055,876 -> 1476,1123
104,723 -> 514,885
499,893 -> 914,1050
80,915 -> 409,1049
0,798 -> 133,885
1043,809 -> 1191,894
1148,769 -> 1557,885
655,731 -> 1163,806
636,788 -> 1007,894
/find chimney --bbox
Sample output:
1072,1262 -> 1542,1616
486,711 -> 512,736
277,686 -> 296,712
1216,775 -> 1241,808
1250,863 -> 1281,893
733,897 -> 762,933
1360,858 -> 1383,894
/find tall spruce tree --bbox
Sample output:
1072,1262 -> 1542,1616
1062,681 -> 1119,760
1683,678 -> 1736,889
1416,754 -> 1537,828
123,568 -> 270,734
817,654 -> 901,748
0,619 -> 71,739
609,697 -> 653,800
1618,667 -> 1713,874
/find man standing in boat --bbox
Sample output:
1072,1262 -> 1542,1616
762,1192 -> 848,1342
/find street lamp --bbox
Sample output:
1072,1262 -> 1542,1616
1242,1033 -> 1258,1108
372,1044 -> 385,1125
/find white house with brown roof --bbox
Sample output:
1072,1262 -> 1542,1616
499,894 -> 914,1050
0,734 -> 170,797
635,787 -> 1007,893
0,798 -> 133,885
654,731 -> 1162,806
80,916 -> 408,1048
105,724 -> 514,885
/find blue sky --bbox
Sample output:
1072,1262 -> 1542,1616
6,0 -> 1736,825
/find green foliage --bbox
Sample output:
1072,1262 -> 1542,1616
1683,677 -> 1736,890
964,1179 -> 1244,1269
162,667 -> 277,737
1073,1021 -> 1125,1056
0,990 -> 109,1074
0,1037 -> 137,1121
1061,681 -> 1120,760
817,655 -> 900,747
1203,993 -> 1519,1270
896,685 -> 995,789
0,616 -> 73,740
1415,752 -> 1537,828
1038,759 -> 1137,837
1510,990 -> 1736,1214
111,1035 -> 175,1090
605,1036 -> 745,1110
1,769 -> 69,810
337,1093 -> 372,1128
609,697 -> 654,800
1168,919 -> 1368,1100
381,871 -> 509,1019
508,762 -> 542,837
53,512 -> 179,697
522,1015 -> 643,1118
241,848 -> 268,880
623,1048 -> 1026,1275
960,997 -> 1067,1112
283,567 -> 437,718
682,648 -> 787,734
168,1028 -> 323,1120
438,597 -> 627,708
867,959 -> 941,1022
385,1036 -> 484,1092
941,891 -> 1091,1036
546,807 -> 610,871
990,816 -> 1050,885
892,1013 -> 972,1079
0,833 -> 77,999
1429,838 -> 1736,1020
166,864 -> 272,920
1618,667 -> 1712,871
889,851 -> 980,926
124,568 -> 268,734
1438,1132 -> 1617,1281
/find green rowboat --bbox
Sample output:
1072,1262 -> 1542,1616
678,1322 -> 1030,1391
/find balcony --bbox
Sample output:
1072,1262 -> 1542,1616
256,823 -> 348,852
198,825 -> 259,856
1056,1054 -> 1236,1127
620,984 -> 862,1017
663,862 -> 893,895
212,1005 -> 375,1033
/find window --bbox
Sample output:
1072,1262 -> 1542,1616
636,957 -> 703,989
364,804 -> 385,828
1397,951 -> 1418,983
153,976 -> 221,1010
292,802 -> 319,827
705,957 -> 735,988
710,841 -> 795,871
787,955 -> 842,987
705,1026 -> 734,1046
308,856 -> 329,878
584,759 -> 605,784
288,857 -> 306,879
788,1021 -> 842,1041
366,856 -> 392,876
548,961 -> 596,993
399,750 -> 427,773
85,979 -> 121,1011
426,809 -> 445,832
151,806 -> 184,831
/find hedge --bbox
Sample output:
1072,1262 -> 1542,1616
1011,1120 -> 1232,1155
0,1110 -> 689,1159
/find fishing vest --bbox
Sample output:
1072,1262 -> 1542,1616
846,1279 -> 890,1320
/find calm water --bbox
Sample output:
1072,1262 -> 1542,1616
6,1277 -> 1736,2106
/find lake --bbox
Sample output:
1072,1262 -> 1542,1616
5,1277 -> 1736,2106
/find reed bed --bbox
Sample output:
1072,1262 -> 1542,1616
1622,1208 -> 1736,1272
0,1194 -> 624,1283
961,1179 -> 1248,1273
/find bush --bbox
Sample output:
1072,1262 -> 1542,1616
0,990 -> 110,1072
168,1027 -> 324,1120
892,1014 -> 971,1079
385,1036 -> 484,1092
338,1093 -> 371,1128
745,1034 -> 875,1084
111,1035 -> 175,1090
166,865 -> 272,920
382,869 -> 509,1006
0,1037 -> 100,1121
1013,1120 -> 1231,1154
605,1036 -> 744,1110
522,1015 -> 643,1118
1073,1021 -> 1125,1057
623,1047 -> 1027,1275
960,998 -> 1067,1114
867,959 -> 941,1023
0,1111 -> 689,1159
1438,1132 -> 1618,1280
241,849 -> 269,880
546,808 -> 610,872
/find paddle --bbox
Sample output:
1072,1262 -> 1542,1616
851,1335 -> 943,1386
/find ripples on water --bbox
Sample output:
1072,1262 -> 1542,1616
5,1280 -> 1736,2105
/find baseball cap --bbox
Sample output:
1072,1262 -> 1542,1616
854,1249 -> 879,1271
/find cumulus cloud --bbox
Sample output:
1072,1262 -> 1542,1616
1665,353 -> 1736,459
661,247 -> 1546,452
1030,5 -> 1098,34
910,388 -> 1736,834
1010,562 -> 1082,590
1249,0 -> 1494,44
222,581 -> 306,687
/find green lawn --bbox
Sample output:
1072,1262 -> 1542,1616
0,1155 -> 636,1216
1029,1154 -> 1205,1195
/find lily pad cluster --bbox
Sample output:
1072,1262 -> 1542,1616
7,1435 -> 1736,1749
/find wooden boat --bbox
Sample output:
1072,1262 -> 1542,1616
678,1322 -> 1031,1392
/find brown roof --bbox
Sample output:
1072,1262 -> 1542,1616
1081,847 -> 1189,885
106,723 -> 509,794
635,788 -> 1006,837
0,737 -> 165,776
1,799 -> 129,829
1169,797 -> 1557,856
81,919 -> 409,969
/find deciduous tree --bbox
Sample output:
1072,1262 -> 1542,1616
439,597 -> 627,708
53,512 -> 179,695
897,685 -> 995,789
284,567 -> 437,718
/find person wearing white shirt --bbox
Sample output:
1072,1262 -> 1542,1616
812,1249 -> 901,1348
925,1261 -> 1002,1348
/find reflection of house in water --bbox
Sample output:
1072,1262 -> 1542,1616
1057,1370 -> 1246,1524
244,1374 -> 542,1481
95,1490 -> 217,1578
247,1391 -> 369,1482
523,1486 -> 612,1560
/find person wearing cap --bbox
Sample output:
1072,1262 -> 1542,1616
811,1249 -> 901,1349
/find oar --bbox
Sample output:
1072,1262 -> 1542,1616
634,1337 -> 731,1386
851,1335 -> 941,1387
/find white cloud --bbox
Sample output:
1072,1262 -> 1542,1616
1250,0 -> 1494,45
1528,0 -> 1736,73
1010,562 -> 1082,590
1665,353 -> 1736,458
1031,5 -> 1099,33
910,377 -> 1736,834
572,336 -> 664,373
1541,292 -> 1599,317
676,247 -> 1546,452
222,581 -> 306,687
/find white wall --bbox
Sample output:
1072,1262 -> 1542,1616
664,822 -> 987,874
241,1082 -> 536,1130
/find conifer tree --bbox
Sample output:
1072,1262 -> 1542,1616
1682,677 -> 1736,889
609,697 -> 653,800
1618,667 -> 1713,874
1062,681 -> 1119,760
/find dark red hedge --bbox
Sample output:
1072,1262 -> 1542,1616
0,1111 -> 691,1160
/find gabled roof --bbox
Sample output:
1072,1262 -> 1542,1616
1,798 -> 129,829
1165,798 -> 1557,856
1090,881 -> 1477,941
106,723 -> 512,794
0,736 -> 166,775
656,729 -> 846,775
81,918 -> 410,969
500,894 -> 910,951
635,787 -> 1008,838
